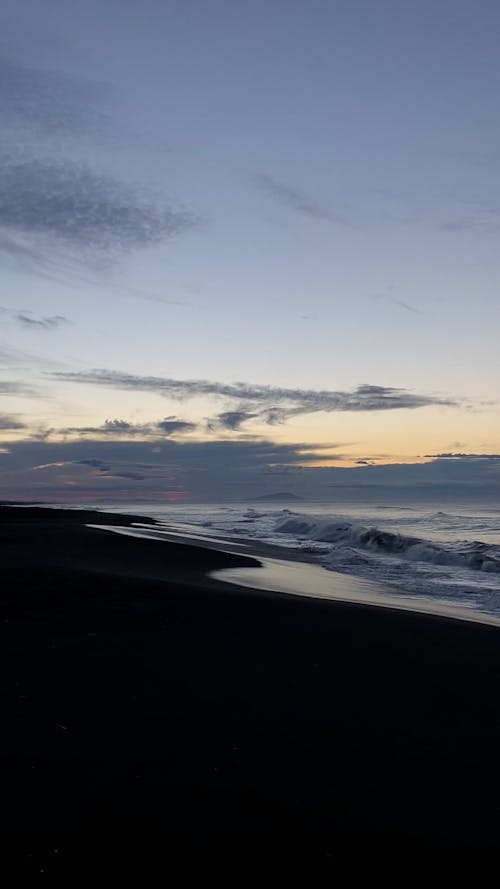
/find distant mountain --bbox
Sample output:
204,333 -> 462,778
248,493 -> 303,502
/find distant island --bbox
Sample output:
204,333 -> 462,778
247,493 -> 303,502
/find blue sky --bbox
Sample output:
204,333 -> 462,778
1,0 -> 499,500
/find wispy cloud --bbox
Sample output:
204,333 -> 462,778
439,206 -> 500,234
366,291 -> 424,316
0,380 -> 40,397
0,341 -> 68,373
0,413 -> 25,430
0,154 -> 196,267
1,307 -> 70,329
0,55 -> 198,277
440,217 -> 476,232
0,55 -> 172,157
0,55 -> 108,142
50,369 -> 457,424
57,417 -> 198,439
390,298 -> 423,315
251,174 -> 343,223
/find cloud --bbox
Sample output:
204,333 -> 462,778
425,452 -> 500,460
251,174 -> 342,223
0,153 -> 196,267
0,341 -> 67,374
50,369 -> 458,422
1,305 -> 70,329
366,292 -> 424,316
0,380 -> 40,397
440,217 -> 476,232
0,55 -> 172,159
209,410 -> 258,431
78,458 -> 111,471
7,310 -> 69,329
157,418 -> 197,435
439,213 -> 500,234
262,407 -> 291,425
55,417 -> 198,439
0,55 -> 198,274
98,420 -> 137,434
390,299 -> 423,315
0,413 -> 25,430
0,55 -> 108,141
75,459 -> 152,482
58,420 -> 141,437
0,231 -> 50,269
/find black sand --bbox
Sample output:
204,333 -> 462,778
2,506 -> 500,876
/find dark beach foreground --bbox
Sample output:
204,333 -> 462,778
1,506 -> 500,876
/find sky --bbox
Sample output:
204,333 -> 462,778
1,0 -> 499,501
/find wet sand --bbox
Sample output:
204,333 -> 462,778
2,505 -> 500,875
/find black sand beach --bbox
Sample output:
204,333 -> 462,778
2,506 -> 500,876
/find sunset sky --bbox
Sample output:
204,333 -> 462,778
1,0 -> 499,500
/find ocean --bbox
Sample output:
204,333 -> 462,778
92,495 -> 500,619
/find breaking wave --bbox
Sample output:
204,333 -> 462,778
106,501 -> 500,615
274,515 -> 500,574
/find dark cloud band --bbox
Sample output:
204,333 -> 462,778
1,438 -> 499,502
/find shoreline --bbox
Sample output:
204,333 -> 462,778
2,505 -> 500,873
92,513 -> 500,627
